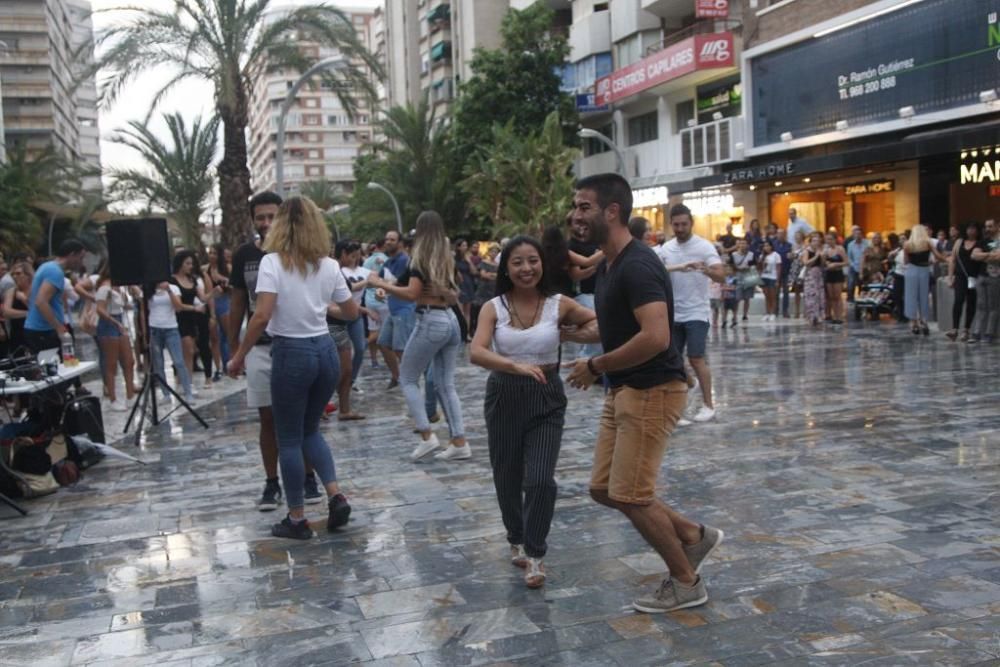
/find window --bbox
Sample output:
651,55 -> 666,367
675,100 -> 694,133
627,111 -> 658,146
583,123 -> 614,157
594,2 -> 609,11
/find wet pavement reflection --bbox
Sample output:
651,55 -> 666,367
2,320 -> 999,665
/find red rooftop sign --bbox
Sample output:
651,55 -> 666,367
696,0 -> 730,19
595,32 -> 734,106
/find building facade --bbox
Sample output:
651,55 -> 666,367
0,0 -> 101,191
577,0 -> 1000,241
247,6 -> 376,195
381,0 -> 570,116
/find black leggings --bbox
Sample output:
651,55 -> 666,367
194,313 -> 213,379
952,279 -> 978,330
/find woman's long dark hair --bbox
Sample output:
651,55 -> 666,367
172,250 -> 200,278
541,225 -> 571,285
495,235 -> 551,297
962,220 -> 983,241
212,243 -> 229,278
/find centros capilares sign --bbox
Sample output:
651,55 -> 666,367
596,33 -> 734,106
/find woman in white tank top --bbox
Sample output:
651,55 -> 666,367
469,235 -> 599,589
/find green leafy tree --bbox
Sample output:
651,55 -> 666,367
0,145 -> 98,253
461,111 -> 578,238
108,113 -> 220,251
83,1 -> 380,248
348,99 -> 467,236
453,2 -> 577,158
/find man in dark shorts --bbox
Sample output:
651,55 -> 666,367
567,173 -> 724,614
229,192 -> 322,510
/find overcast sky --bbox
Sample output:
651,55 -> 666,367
89,0 -> 379,205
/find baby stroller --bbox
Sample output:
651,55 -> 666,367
854,273 -> 895,321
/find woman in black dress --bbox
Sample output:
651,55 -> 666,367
171,251 -> 216,392
823,232 -> 848,325
947,221 -> 987,342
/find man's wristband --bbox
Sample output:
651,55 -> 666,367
587,357 -> 599,376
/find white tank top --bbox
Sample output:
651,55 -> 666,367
491,294 -> 562,365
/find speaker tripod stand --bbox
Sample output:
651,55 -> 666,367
124,286 -> 209,447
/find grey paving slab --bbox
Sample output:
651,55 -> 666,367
1,320 -> 999,665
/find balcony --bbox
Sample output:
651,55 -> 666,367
680,116 -> 742,168
568,8 -> 610,61
427,3 -> 450,25
430,40 -> 452,64
641,0 -> 697,22
644,19 -> 741,57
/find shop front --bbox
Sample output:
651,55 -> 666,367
754,165 -> 919,240
920,148 -> 1000,230
631,186 -> 670,234
676,187 -> 748,241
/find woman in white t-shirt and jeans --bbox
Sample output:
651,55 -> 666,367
94,264 -> 138,411
228,196 -> 359,540
758,240 -> 782,321
147,281 -> 195,402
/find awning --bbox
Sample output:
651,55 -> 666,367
430,41 -> 451,61
427,3 -> 450,23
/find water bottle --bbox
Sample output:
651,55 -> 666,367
60,332 -> 78,367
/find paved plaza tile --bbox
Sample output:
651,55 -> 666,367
2,321 -> 999,665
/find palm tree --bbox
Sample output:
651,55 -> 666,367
108,113 -> 219,251
82,1 -> 380,247
349,99 -> 466,234
0,145 -> 93,252
298,179 -> 347,211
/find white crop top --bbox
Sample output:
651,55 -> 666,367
491,294 -> 562,365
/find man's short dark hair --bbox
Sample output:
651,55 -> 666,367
575,173 -> 633,224
669,203 -> 692,220
249,191 -> 283,218
56,239 -> 86,257
628,216 -> 648,240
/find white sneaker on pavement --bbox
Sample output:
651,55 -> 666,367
411,433 -> 441,461
434,444 -> 471,461
692,406 -> 716,422
677,417 -> 693,427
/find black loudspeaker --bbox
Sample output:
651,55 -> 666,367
105,218 -> 171,286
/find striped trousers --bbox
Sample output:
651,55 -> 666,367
484,368 -> 567,558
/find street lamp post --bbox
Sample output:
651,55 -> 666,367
275,57 -> 346,196
578,128 -> 626,177
366,181 -> 403,235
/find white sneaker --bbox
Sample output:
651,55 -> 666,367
352,383 -> 364,394
189,387 -> 200,398
692,406 -> 716,423
685,379 -> 702,413
411,433 -> 441,461
677,417 -> 693,427
109,399 -> 128,412
434,443 -> 471,461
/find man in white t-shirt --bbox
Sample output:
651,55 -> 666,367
656,204 -> 725,423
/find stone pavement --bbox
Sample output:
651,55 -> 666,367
2,319 -> 999,666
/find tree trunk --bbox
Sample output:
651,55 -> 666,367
217,105 -> 252,249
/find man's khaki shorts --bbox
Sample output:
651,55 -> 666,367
589,380 -> 687,505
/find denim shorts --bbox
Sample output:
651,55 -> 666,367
96,313 -> 124,338
672,320 -> 709,358
761,277 -> 777,288
377,309 -> 416,352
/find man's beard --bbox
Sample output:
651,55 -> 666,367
591,217 -> 610,245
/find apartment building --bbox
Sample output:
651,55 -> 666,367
578,0 -> 1000,240
381,0 -> 570,115
573,0 -> 743,235
247,6 -> 375,195
0,0 -> 101,191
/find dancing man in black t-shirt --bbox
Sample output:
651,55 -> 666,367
230,192 -> 323,510
566,173 -> 724,614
